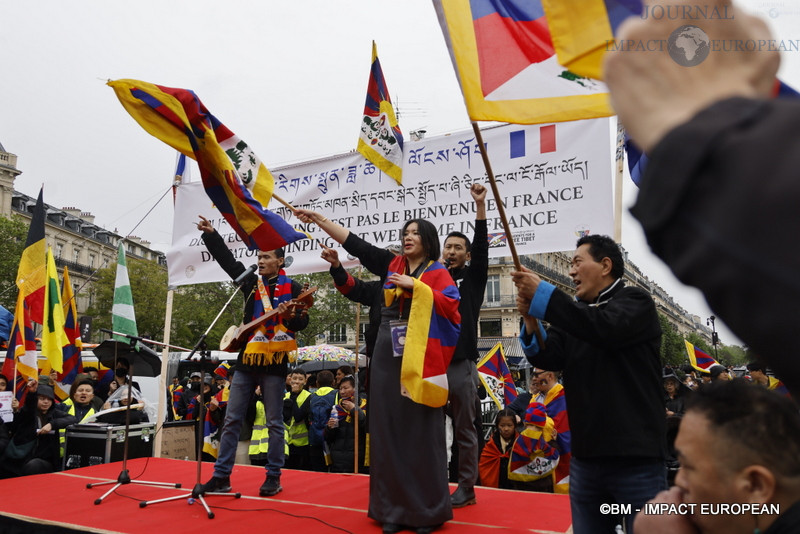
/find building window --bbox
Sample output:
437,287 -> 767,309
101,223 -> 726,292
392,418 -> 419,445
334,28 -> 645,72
485,275 -> 500,304
89,254 -> 96,268
328,324 -> 347,343
480,320 -> 502,337
73,248 -> 81,263
56,243 -> 64,258
358,322 -> 368,342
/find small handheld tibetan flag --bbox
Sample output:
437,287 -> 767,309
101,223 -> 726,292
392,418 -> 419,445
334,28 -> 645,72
356,42 -> 404,185
477,342 -> 518,409
685,340 -> 718,374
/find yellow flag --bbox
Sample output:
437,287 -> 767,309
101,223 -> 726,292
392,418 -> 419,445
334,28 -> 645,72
41,248 -> 67,373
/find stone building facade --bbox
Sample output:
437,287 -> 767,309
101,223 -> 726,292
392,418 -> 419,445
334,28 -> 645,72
0,142 -> 166,319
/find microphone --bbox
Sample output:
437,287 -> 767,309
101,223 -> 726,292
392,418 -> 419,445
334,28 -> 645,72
234,264 -> 258,285
443,258 -> 451,268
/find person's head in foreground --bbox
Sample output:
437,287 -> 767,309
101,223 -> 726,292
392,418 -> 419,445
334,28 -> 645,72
637,379 -> 800,533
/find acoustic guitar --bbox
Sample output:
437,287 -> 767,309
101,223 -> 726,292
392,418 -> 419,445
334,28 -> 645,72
219,285 -> 317,352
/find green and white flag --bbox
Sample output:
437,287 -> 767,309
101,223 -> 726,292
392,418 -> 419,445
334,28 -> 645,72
112,241 -> 138,340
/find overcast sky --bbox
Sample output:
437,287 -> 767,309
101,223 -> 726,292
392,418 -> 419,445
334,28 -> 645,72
1,0 -> 797,347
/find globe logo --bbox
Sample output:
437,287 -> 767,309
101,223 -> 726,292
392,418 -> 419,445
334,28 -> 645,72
668,25 -> 711,66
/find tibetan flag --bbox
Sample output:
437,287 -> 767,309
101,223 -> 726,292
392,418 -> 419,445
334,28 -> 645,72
385,257 -> 461,408
356,41 -> 404,185
108,79 -> 307,251
3,293 -> 38,398
433,0 -> 613,124
542,0 -> 642,80
685,340 -> 718,374
508,402 -> 560,481
41,248 -> 67,374
58,266 -> 83,388
768,377 -> 792,399
112,242 -> 138,340
477,342 -> 518,409
543,382 -> 571,494
17,187 -> 47,323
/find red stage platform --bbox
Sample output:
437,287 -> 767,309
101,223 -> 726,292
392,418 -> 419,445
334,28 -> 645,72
0,458 -> 571,533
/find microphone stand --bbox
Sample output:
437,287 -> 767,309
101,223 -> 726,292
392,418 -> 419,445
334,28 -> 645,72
87,336 -> 181,504
140,281 -> 244,518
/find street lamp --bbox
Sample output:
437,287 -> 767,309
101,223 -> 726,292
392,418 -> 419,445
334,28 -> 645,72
706,315 -> 719,359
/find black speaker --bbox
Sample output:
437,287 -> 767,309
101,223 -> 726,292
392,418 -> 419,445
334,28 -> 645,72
63,423 -> 154,470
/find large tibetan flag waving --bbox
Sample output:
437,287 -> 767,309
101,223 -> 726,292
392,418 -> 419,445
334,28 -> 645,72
108,79 -> 306,251
542,0 -> 642,80
433,0 -> 613,124
685,340 -> 718,374
477,342 -> 518,409
41,248 -> 67,373
112,242 -> 138,340
356,41 -> 404,185
385,257 -> 461,408
17,187 -> 47,323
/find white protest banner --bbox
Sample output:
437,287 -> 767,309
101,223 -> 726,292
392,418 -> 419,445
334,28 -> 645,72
168,118 -> 612,286
0,391 -> 13,423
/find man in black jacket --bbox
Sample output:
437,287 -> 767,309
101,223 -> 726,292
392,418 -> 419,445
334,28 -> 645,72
604,0 -> 800,399
196,216 -> 309,497
513,235 -> 665,534
443,183 -> 488,508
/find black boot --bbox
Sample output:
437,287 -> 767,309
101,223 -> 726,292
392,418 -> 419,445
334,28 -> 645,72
450,485 -> 476,508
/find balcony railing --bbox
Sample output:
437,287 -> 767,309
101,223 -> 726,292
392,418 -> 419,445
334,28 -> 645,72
54,257 -> 96,277
482,294 -> 518,308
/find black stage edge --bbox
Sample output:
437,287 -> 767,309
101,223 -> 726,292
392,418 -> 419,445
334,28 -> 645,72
0,515 -> 89,534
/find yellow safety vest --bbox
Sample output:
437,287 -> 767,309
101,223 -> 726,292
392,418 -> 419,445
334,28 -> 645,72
284,389 -> 311,447
249,400 -> 289,457
59,399 -> 96,458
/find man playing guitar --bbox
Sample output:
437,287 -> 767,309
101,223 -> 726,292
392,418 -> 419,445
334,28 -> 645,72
195,215 -> 310,497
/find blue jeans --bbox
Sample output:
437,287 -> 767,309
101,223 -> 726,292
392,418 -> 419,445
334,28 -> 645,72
569,456 -> 667,534
213,370 -> 285,478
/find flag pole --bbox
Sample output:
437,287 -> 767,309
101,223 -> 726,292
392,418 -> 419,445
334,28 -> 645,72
613,120 -> 625,243
154,287 -> 175,457
352,265 -> 362,474
471,122 -> 544,346
471,123 -> 521,268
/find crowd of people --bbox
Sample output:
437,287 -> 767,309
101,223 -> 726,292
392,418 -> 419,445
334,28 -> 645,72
5,1 -> 800,532
0,356 -> 151,478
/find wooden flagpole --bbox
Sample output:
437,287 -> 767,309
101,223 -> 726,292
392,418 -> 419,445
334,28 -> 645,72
352,265 -> 363,474
613,120 -> 625,243
154,287 -> 174,457
471,122 -> 544,346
